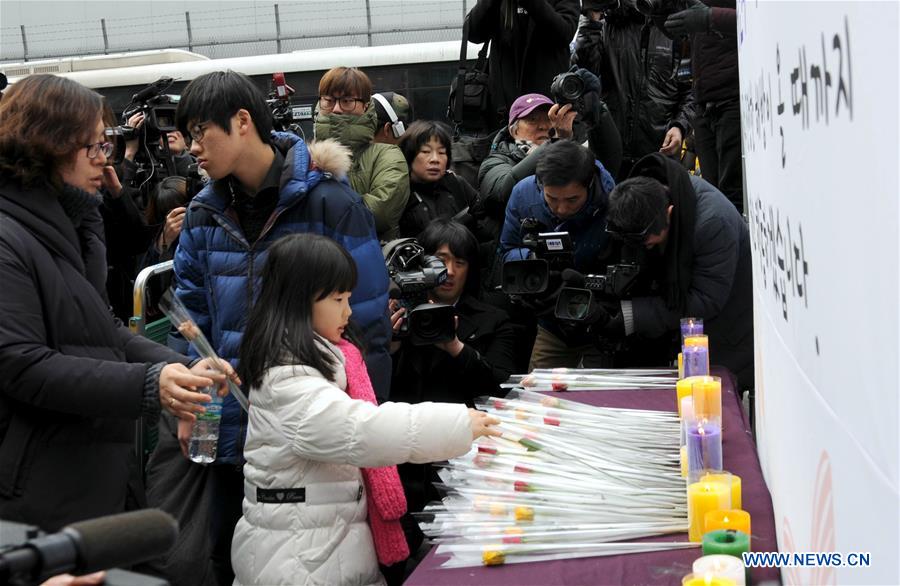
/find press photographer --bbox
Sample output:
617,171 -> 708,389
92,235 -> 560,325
389,219 -> 516,564
479,70 -> 622,227
498,140 -> 618,369
574,0 -> 695,179
113,77 -> 200,202
606,152 -> 753,389
384,237 -> 456,347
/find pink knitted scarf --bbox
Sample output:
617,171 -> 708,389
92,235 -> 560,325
337,339 -> 410,566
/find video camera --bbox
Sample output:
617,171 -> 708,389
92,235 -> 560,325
501,218 -> 574,296
383,238 -> 456,346
554,264 -> 640,322
108,77 -> 204,197
267,72 -> 306,138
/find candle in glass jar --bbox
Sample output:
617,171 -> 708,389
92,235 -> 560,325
692,555 -> 746,586
701,472 -> 742,509
686,420 -> 723,474
684,334 -> 709,349
683,346 -> 709,377
681,317 -> 704,341
692,376 -> 722,425
682,575 -> 736,586
688,480 -> 730,542
705,509 -> 751,538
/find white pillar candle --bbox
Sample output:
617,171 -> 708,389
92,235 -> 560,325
693,554 -> 746,586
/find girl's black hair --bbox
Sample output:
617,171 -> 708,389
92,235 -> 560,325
238,233 -> 359,389
417,218 -> 480,296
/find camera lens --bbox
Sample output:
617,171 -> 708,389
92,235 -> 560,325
523,273 -> 544,293
565,292 -> 590,320
559,75 -> 585,101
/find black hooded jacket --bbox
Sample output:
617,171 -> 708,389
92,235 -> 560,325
575,6 -> 695,163
619,153 -> 753,387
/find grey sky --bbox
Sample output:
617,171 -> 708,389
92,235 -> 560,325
1,0 -> 468,62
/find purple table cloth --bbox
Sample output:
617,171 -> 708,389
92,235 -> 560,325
405,368 -> 781,585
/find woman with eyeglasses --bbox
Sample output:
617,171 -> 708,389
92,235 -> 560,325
313,67 -> 410,241
0,74 -> 234,533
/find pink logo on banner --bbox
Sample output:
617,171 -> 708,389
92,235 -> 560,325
780,451 -> 836,585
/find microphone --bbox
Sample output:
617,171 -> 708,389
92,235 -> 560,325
0,510 -> 177,585
560,268 -> 586,287
131,77 -> 173,103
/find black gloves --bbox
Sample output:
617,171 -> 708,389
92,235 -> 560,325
590,298 -> 626,337
664,0 -> 711,36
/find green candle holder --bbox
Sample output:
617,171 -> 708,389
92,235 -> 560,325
702,529 -> 751,558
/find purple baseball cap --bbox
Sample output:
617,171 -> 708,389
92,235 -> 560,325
508,93 -> 553,125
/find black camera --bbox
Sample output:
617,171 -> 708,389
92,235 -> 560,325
107,77 -> 202,199
383,238 -> 456,346
550,71 -> 586,110
501,219 -> 574,296
554,264 -> 640,322
267,72 -> 309,138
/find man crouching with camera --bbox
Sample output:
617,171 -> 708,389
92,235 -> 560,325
387,219 -> 516,575
389,219 -> 516,405
499,140 -> 618,370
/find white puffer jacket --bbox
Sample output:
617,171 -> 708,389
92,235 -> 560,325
231,340 -> 473,585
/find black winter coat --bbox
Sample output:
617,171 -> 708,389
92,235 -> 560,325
468,0 -> 581,124
0,180 -> 188,531
399,173 -> 487,240
575,9 -> 695,162
625,156 -> 753,388
691,0 -> 738,104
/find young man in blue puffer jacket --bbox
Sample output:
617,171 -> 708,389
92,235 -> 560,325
172,70 -> 391,585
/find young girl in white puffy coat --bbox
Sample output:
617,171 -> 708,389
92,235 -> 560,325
231,233 -> 500,585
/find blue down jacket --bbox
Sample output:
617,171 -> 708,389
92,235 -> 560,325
174,134 -> 391,464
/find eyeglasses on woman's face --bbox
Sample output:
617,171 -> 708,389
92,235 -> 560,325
84,141 -> 114,160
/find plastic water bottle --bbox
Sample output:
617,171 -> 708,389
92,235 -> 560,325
188,390 -> 222,464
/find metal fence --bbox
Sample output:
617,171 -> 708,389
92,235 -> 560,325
1,0 -> 470,63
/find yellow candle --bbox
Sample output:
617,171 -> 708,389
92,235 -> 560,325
701,473 -> 742,509
692,377 -> 723,425
682,575 -> 736,586
678,352 -> 684,379
705,509 -> 751,537
681,445 -> 688,478
677,376 -> 710,415
684,334 -> 709,349
688,481 -> 731,542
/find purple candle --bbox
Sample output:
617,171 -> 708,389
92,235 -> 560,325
686,420 -> 723,473
681,317 -> 704,341
683,345 -> 709,377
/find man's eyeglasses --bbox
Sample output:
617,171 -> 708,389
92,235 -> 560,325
188,122 -> 210,144
606,217 -> 658,245
84,141 -> 114,159
319,95 -> 366,110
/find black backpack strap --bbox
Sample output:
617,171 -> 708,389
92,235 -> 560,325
454,18 -> 471,126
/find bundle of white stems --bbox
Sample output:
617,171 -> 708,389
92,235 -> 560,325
419,385 -> 697,568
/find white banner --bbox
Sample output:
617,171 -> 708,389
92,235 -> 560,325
738,1 -> 899,584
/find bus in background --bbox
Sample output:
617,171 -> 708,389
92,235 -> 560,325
0,42 -> 479,136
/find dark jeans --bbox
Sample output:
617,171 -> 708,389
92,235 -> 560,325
208,464 -> 244,586
693,99 -> 744,213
